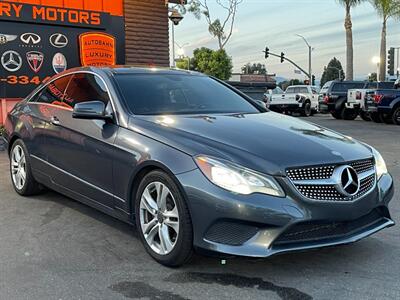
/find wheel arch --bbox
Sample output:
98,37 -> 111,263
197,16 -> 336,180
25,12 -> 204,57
390,98 -> 400,110
127,160 -> 192,220
7,133 -> 22,156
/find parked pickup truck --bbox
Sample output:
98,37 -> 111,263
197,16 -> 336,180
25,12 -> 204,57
319,80 -> 365,120
269,85 -> 319,117
346,81 -> 395,121
364,82 -> 400,125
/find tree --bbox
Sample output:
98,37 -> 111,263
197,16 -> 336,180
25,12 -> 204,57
279,79 -> 303,90
368,72 -> 378,81
185,0 -> 242,50
320,57 -> 345,87
191,47 -> 233,80
241,63 -> 267,74
176,57 -> 192,70
337,0 -> 365,80
369,0 -> 400,81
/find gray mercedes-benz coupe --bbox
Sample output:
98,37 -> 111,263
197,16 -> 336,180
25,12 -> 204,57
2,67 -> 395,266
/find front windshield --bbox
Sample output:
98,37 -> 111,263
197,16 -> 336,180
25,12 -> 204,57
115,74 -> 260,115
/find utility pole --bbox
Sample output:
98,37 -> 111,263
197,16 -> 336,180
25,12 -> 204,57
296,34 -> 312,86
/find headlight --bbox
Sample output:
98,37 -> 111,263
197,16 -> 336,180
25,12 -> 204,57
195,156 -> 285,197
371,147 -> 388,179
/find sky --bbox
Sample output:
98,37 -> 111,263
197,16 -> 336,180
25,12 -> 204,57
172,0 -> 400,80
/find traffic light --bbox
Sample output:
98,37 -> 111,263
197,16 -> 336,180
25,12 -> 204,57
280,52 -> 285,63
265,47 -> 269,59
388,47 -> 395,76
312,75 -> 315,85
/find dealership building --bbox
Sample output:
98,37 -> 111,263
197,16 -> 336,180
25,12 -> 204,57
0,0 -> 183,124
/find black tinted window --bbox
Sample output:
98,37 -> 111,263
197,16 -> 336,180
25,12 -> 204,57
33,76 -> 71,105
331,82 -> 364,92
378,82 -> 395,89
115,74 -> 260,115
63,73 -> 110,109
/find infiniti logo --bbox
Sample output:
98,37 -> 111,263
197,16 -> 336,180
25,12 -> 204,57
20,33 -> 41,45
334,165 -> 360,197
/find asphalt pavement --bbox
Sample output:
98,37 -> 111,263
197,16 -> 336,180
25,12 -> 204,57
0,114 -> 399,300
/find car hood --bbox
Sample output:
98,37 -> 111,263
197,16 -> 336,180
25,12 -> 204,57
130,112 -> 373,176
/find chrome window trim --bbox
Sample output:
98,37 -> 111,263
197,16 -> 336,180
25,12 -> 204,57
27,70 -> 120,125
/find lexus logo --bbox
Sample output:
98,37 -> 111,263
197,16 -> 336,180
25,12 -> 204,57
50,33 -> 68,48
20,33 -> 41,45
1,50 -> 23,72
334,165 -> 360,197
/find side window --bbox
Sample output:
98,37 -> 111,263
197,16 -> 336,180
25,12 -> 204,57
32,75 -> 72,105
63,73 -> 110,109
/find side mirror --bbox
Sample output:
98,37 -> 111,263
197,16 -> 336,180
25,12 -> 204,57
72,101 -> 111,120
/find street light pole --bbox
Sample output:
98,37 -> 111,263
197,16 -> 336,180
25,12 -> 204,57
169,9 -> 184,68
296,34 -> 312,86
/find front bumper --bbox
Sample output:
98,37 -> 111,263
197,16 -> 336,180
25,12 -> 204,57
177,169 -> 395,257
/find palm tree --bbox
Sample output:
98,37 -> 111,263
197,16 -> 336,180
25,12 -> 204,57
370,0 -> 400,81
337,0 -> 365,81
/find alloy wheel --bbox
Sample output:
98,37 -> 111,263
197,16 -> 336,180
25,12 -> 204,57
11,145 -> 27,190
139,182 -> 179,255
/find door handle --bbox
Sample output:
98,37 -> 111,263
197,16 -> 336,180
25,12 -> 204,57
50,116 -> 60,126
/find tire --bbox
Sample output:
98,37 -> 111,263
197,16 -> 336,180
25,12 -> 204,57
392,106 -> 400,125
135,170 -> 193,267
370,112 -> 382,123
9,139 -> 43,196
359,111 -> 371,122
301,101 -> 312,117
341,108 -> 358,120
331,110 -> 342,119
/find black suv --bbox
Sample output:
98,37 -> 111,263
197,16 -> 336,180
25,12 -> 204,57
319,81 -> 365,119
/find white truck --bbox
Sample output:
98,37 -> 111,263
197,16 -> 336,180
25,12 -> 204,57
346,81 -> 394,121
268,85 -> 320,117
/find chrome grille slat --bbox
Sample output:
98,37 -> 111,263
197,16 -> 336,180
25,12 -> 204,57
287,158 -> 376,202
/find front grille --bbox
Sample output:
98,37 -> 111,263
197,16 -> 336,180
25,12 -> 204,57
287,158 -> 376,202
205,222 -> 258,246
274,209 -> 385,245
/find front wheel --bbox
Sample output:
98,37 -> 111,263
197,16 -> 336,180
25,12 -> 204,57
10,140 -> 43,196
331,110 -> 342,119
135,170 -> 193,267
301,101 -> 312,117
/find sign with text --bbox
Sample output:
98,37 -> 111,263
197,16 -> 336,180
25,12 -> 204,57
79,33 -> 116,67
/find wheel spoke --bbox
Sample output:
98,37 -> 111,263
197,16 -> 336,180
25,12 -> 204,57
159,224 -> 173,253
145,223 -> 160,245
19,168 -> 26,182
141,189 -> 157,216
142,217 -> 158,235
157,183 -> 169,212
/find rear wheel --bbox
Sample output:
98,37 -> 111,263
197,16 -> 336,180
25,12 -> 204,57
10,140 -> 43,196
370,112 -> 382,123
341,108 -> 358,120
135,170 -> 193,267
392,106 -> 400,125
301,101 -> 312,117
359,111 -> 371,121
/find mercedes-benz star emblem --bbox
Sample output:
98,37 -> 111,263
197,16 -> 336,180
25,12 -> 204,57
334,165 -> 360,197
1,50 -> 23,72
50,33 -> 68,48
0,34 -> 18,45
20,33 -> 41,45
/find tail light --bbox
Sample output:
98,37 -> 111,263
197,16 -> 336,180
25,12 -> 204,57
356,91 -> 362,100
323,95 -> 330,104
374,94 -> 384,104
